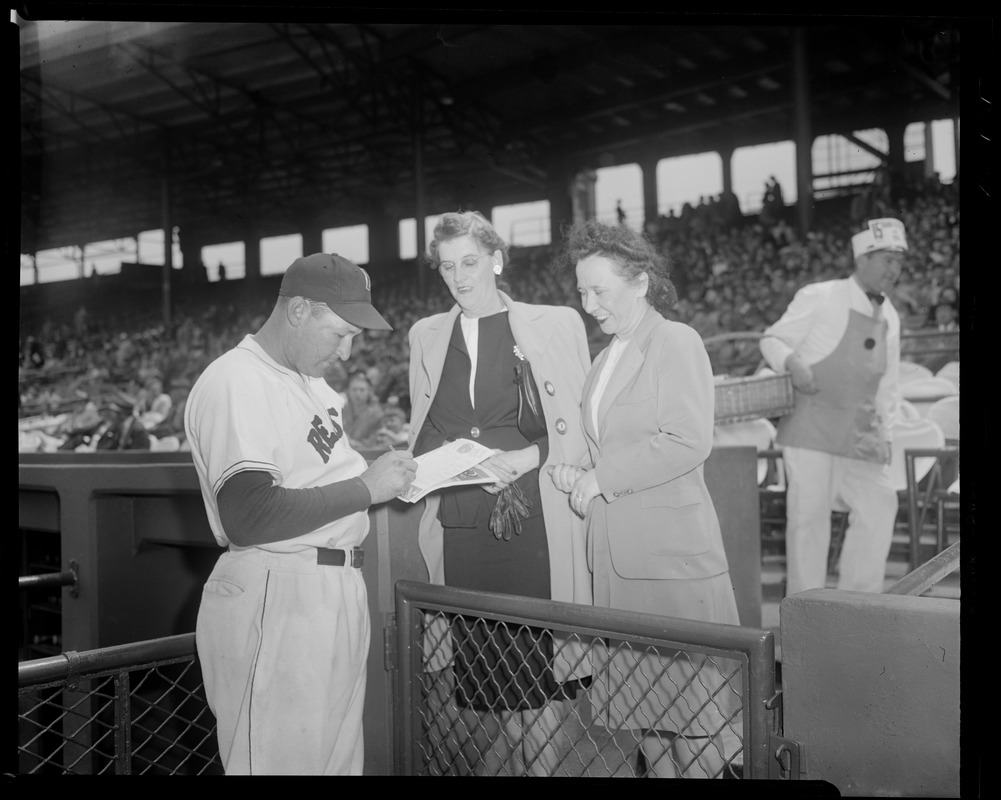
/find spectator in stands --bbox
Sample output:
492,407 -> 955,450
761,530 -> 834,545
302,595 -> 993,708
931,301 -> 959,333
341,370 -> 385,450
549,219 -> 742,778
372,401 -> 410,450
135,374 -> 173,430
55,400 -> 105,451
759,217 -> 906,597
93,393 -> 150,451
147,376 -> 193,447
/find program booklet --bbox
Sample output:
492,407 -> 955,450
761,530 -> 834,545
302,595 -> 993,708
398,438 -> 500,503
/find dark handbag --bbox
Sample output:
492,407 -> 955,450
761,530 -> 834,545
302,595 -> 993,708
488,346 -> 546,541
513,347 -> 547,441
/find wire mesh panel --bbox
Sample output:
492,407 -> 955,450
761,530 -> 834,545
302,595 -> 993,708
394,581 -> 780,779
16,637 -> 222,776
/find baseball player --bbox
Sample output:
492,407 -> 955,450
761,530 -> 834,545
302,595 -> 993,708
185,253 -> 417,775
760,218 -> 905,596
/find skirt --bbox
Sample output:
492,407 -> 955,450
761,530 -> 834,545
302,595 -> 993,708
591,524 -> 742,734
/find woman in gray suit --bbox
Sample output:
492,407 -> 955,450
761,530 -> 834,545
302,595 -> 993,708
549,219 -> 742,778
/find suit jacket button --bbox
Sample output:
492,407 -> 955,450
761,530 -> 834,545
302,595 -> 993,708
544,380 -> 555,395
470,427 -> 480,439
555,418 -> 567,434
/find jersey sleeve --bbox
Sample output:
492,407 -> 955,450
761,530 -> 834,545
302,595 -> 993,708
185,357 -> 287,497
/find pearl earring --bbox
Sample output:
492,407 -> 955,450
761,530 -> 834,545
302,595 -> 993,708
493,263 -> 502,275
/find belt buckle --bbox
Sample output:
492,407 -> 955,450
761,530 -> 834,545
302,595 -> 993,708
349,548 -> 364,569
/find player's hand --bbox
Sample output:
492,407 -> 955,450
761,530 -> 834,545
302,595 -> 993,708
360,449 -> 417,504
787,355 -> 819,394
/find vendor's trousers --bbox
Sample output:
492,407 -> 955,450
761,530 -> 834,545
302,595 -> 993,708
196,547 -> 370,775
782,446 -> 898,595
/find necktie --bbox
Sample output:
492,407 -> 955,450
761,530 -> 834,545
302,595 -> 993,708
866,292 -> 885,306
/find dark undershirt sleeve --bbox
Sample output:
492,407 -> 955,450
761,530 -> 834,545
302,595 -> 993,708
216,470 -> 372,547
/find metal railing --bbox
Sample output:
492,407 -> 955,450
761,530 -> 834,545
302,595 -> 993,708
393,580 -> 788,779
16,633 -> 222,776
19,561 -> 79,597
885,541 -> 961,596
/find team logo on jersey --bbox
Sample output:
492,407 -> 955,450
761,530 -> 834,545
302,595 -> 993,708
307,414 -> 344,463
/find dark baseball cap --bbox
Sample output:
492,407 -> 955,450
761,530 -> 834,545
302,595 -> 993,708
279,253 -> 392,331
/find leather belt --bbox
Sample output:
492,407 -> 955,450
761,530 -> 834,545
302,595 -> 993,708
316,547 -> 364,568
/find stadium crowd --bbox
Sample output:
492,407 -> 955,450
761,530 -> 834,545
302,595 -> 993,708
19,174 -> 959,454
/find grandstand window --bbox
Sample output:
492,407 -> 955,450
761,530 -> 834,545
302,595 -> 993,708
20,246 -> 84,286
322,225 -> 369,265
492,201 -> 551,248
812,129 -> 886,196
261,234 -> 304,277
904,118 -> 958,182
85,238 -> 140,278
21,240 -> 141,286
595,164 -> 642,228
201,242 -> 245,282
732,141 -> 797,213
19,254 -> 36,286
656,152 -> 723,218
137,227 -> 182,269
399,215 -> 443,261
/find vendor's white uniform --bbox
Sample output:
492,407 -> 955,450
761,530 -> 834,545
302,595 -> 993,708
761,250 -> 902,595
185,335 -> 371,775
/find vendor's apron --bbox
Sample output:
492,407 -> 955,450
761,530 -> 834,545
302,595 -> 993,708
777,308 -> 890,464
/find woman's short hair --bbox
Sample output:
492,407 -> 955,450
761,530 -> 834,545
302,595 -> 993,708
427,210 -> 509,268
560,219 -> 677,314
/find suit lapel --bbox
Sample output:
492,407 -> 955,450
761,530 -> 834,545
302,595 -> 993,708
417,306 -> 461,424
504,292 -> 554,365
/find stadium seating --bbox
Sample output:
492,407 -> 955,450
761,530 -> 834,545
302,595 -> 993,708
899,360 -> 934,385
900,376 -> 958,417
925,395 -> 959,443
713,417 -> 777,485
935,360 -> 959,391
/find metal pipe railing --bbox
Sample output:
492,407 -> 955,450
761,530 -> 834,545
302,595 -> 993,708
18,632 -> 197,688
19,560 -> 79,598
884,541 -> 961,596
19,568 -> 77,593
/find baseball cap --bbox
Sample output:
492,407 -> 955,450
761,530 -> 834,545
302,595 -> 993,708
851,218 -> 909,260
279,253 -> 392,331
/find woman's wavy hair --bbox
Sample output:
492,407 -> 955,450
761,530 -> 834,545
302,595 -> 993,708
559,219 -> 677,315
426,210 -> 509,269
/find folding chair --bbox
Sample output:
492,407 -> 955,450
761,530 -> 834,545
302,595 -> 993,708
904,446 -> 960,571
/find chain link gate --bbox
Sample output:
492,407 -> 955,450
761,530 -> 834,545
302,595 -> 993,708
17,633 -> 222,776
392,580 -> 793,779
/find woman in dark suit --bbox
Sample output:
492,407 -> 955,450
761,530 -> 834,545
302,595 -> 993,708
549,219 -> 742,778
408,211 -> 592,775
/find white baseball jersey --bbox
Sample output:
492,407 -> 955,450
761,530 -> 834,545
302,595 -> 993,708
185,334 -> 370,552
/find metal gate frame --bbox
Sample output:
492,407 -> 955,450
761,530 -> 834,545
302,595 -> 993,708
392,579 -> 791,778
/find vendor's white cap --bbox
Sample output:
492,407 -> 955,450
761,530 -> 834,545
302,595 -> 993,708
852,218 -> 909,260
